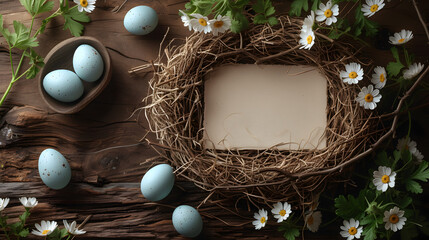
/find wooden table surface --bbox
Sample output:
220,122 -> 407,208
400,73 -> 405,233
1,0 -> 428,239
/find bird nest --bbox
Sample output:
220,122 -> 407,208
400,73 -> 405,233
140,16 -> 380,207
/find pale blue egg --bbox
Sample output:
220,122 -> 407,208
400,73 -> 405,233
172,205 -> 203,238
140,164 -> 174,201
38,149 -> 71,190
73,44 -> 104,82
124,6 -> 158,35
43,69 -> 84,102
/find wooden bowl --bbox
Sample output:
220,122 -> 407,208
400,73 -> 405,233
38,36 -> 112,114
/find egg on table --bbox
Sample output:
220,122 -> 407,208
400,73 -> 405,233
73,44 -> 104,82
43,69 -> 84,102
140,164 -> 175,201
38,149 -> 71,190
123,6 -> 158,35
172,205 -> 203,238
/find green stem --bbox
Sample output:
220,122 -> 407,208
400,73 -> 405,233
9,49 -> 14,78
0,215 -> 11,240
0,77 -> 15,106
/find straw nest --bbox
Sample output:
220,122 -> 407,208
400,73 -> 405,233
141,16 -> 380,207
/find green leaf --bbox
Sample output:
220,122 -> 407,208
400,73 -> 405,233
290,0 -> 309,17
265,6 -> 276,16
362,223 -> 377,240
61,3 -> 91,36
60,228 -> 69,238
311,0 -> 322,11
387,61 -> 404,77
68,7 -> 90,23
18,228 -> 29,237
19,210 -> 30,222
268,16 -> 278,26
230,11 -> 248,33
335,194 -> 366,219
405,179 -> 423,193
19,0 -> 54,16
283,227 -> 300,240
396,195 -> 412,209
24,48 -> 44,79
375,151 -> 390,166
0,14 -> 12,46
253,0 -> 265,13
410,161 -> 429,182
253,14 -> 267,24
9,20 -> 38,49
36,0 -> 54,15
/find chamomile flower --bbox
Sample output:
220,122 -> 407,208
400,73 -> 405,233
299,28 -> 315,50
302,11 -> 315,30
190,13 -> 211,34
19,197 -> 38,208
74,0 -> 96,13
389,29 -> 413,45
179,10 -> 192,31
32,220 -> 58,236
373,166 -> 396,192
361,0 -> 385,18
403,63 -> 424,79
315,0 -> 339,26
340,218 -> 363,240
271,202 -> 292,223
305,211 -> 322,232
396,137 -> 417,154
371,66 -> 387,89
209,15 -> 231,36
340,62 -> 364,84
252,209 -> 268,230
383,207 -> 406,232
356,85 -> 382,110
414,149 -> 424,162
63,220 -> 86,235
0,198 -> 9,211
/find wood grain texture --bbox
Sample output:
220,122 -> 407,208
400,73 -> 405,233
0,0 -> 428,239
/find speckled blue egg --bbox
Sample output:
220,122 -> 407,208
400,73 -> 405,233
123,6 -> 158,35
140,164 -> 174,201
73,44 -> 104,82
38,149 -> 71,190
43,69 -> 84,102
172,205 -> 203,238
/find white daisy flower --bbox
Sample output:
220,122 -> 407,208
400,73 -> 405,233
340,62 -> 364,84
389,29 -> 413,45
383,207 -> 406,232
74,0 -> 96,13
179,10 -> 192,31
396,137 -> 418,154
373,166 -> 396,192
315,0 -> 339,26
356,85 -> 382,110
302,11 -> 315,30
361,0 -> 385,18
190,13 -> 211,34
414,149 -> 424,162
403,63 -> 424,79
271,202 -> 292,223
19,197 -> 38,208
32,220 -> 58,236
305,211 -> 322,232
340,218 -> 363,240
0,198 -> 10,211
371,66 -> 387,89
252,209 -> 268,230
299,28 -> 315,50
209,15 -> 231,36
63,220 -> 86,235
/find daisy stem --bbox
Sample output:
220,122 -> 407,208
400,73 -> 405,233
0,215 -> 11,240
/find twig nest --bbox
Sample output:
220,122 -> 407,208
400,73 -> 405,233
142,16 -> 379,207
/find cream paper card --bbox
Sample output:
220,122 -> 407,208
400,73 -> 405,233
203,64 -> 327,150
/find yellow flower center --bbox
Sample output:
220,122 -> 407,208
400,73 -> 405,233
349,71 -> 357,79
279,209 -> 286,216
260,217 -> 266,224
307,215 -> 314,225
348,227 -> 357,235
364,94 -> 373,103
42,230 -> 49,235
380,73 -> 385,82
381,174 -> 390,183
398,38 -> 405,43
198,18 -> 207,26
389,214 -> 399,224
80,0 -> 88,7
307,35 -> 313,44
213,21 -> 224,28
370,4 -> 379,12
324,9 -> 333,18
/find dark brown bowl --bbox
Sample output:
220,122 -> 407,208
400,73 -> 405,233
38,36 -> 112,114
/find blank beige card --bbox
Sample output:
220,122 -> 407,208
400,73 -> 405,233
203,64 -> 327,150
